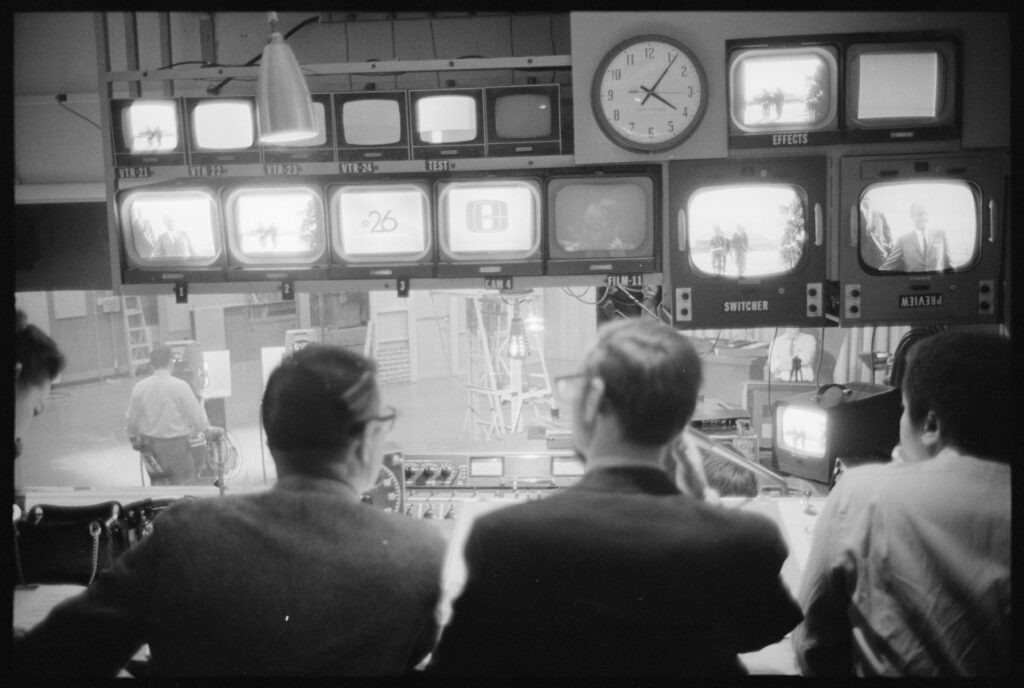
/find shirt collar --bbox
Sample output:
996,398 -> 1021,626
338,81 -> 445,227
576,465 -> 680,496
272,473 -> 362,501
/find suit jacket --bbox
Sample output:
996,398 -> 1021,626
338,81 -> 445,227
429,466 -> 802,677
879,228 -> 952,272
14,475 -> 446,677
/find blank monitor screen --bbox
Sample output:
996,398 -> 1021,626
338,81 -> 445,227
416,95 -> 478,144
342,99 -> 403,146
121,99 -> 179,152
191,99 -> 255,150
494,93 -> 553,139
854,51 -> 940,120
334,184 -> 430,260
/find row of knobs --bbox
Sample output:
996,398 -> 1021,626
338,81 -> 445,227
404,465 -> 452,481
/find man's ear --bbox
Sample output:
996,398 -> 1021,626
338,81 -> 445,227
14,361 -> 23,382
920,410 -> 943,452
581,376 -> 605,424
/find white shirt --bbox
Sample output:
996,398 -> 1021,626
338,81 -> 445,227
793,448 -> 1011,676
125,369 -> 209,439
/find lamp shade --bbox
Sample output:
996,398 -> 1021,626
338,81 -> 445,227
508,315 -> 530,360
257,32 -> 317,143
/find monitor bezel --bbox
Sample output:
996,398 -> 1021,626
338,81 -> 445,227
333,91 -> 412,162
409,88 -> 486,160
110,97 -> 188,166
484,83 -> 562,157
184,96 -> 262,165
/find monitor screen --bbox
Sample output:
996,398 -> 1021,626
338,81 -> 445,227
776,405 -> 827,458
415,94 -> 479,144
550,178 -> 651,256
190,99 -> 256,150
495,93 -> 553,140
342,99 -> 403,146
687,184 -> 807,279
853,51 -> 941,120
119,188 -> 221,266
331,183 -> 431,262
120,99 -> 180,153
264,99 -> 329,148
729,46 -> 837,131
438,179 -> 540,257
858,180 -> 978,274
224,186 -> 325,263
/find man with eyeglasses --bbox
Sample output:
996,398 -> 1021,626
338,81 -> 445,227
429,318 -> 801,677
16,345 -> 446,677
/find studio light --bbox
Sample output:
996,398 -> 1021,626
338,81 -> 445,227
508,301 -> 530,360
256,12 -> 317,143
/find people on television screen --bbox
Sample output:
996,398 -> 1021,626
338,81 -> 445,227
859,196 -> 893,268
879,203 -> 952,272
709,224 -> 730,276
152,216 -> 194,258
731,225 -> 749,277
769,328 -> 817,382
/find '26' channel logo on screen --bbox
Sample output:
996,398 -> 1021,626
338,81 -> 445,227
465,200 -> 509,233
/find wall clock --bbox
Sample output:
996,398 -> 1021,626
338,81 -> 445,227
591,35 -> 708,152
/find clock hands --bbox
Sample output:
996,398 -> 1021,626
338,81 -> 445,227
639,85 -> 677,110
640,53 -> 678,105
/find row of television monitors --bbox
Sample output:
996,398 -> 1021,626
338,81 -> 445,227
727,31 -> 960,147
111,84 -> 563,167
117,150 -> 1007,328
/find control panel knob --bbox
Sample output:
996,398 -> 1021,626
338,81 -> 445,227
439,467 -> 451,479
404,466 -> 416,480
422,506 -> 435,519
422,467 -> 436,478
444,507 -> 456,519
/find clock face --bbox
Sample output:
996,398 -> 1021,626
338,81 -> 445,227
592,35 -> 708,152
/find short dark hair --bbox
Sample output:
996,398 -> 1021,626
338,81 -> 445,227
149,345 -> 173,370
903,331 -> 1012,462
15,310 -> 65,389
585,319 -> 702,447
261,344 -> 379,453
703,454 -> 759,498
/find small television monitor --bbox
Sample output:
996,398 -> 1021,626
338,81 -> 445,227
436,177 -> 542,277
328,181 -> 434,279
546,166 -> 660,276
410,89 -> 485,159
117,186 -> 224,283
772,382 -> 900,485
334,91 -> 410,161
261,94 -> 335,163
844,36 -> 960,143
743,380 -> 818,449
110,98 -> 187,166
185,97 -> 261,165
668,156 -> 830,328
485,84 -> 561,157
727,41 -> 840,148
839,151 -> 1008,326
223,184 -> 328,281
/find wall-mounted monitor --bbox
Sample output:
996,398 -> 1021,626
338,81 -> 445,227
261,94 -> 335,163
436,177 -> 542,277
845,36 -> 959,143
222,183 -> 329,281
334,91 -> 410,161
838,150 -> 1008,326
669,156 -> 830,328
110,98 -> 187,166
328,181 -> 434,279
410,89 -> 485,159
117,185 -> 225,283
727,41 -> 840,148
546,166 -> 659,276
185,97 -> 261,165
484,84 -> 561,157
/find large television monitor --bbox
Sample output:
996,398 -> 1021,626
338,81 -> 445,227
546,166 -> 660,276
184,97 -> 261,165
436,177 -> 542,277
838,150 -> 1008,326
410,89 -> 485,159
328,181 -> 434,279
727,39 -> 840,148
772,382 -> 900,485
261,94 -> 335,163
334,91 -> 411,161
222,183 -> 329,281
668,156 -> 830,329
844,35 -> 960,143
484,84 -> 562,157
117,185 -> 225,283
110,98 -> 187,166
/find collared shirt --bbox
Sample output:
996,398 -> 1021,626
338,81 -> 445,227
125,369 -> 209,439
793,448 -> 1011,677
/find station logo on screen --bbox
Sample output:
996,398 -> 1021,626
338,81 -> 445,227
466,200 -> 509,233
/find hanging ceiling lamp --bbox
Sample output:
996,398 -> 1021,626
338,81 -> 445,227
257,11 -> 317,143
508,301 -> 531,360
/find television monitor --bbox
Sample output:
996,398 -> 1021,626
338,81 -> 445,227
772,382 -> 900,485
436,177 -> 542,277
222,184 -> 329,281
185,97 -> 261,165
328,181 -> 434,279
110,98 -> 187,166
117,186 -> 225,283
838,150 -> 1008,326
261,94 -> 335,163
743,380 -> 818,450
334,91 -> 411,161
410,89 -> 485,159
546,166 -> 660,276
844,36 -> 959,143
484,84 -> 561,157
726,41 -> 840,148
668,156 -> 830,329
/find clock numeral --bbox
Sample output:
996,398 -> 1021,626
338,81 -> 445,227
607,89 -> 614,101
613,109 -> 620,121
626,53 -> 635,66
645,46 -> 654,59
682,107 -> 689,118
610,68 -> 621,80
628,122 -> 636,131
648,126 -> 655,139
668,120 -> 675,132
681,65 -> 688,77
687,86 -> 694,97
668,51 -> 676,63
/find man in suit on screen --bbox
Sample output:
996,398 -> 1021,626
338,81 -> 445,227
879,203 -> 953,272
